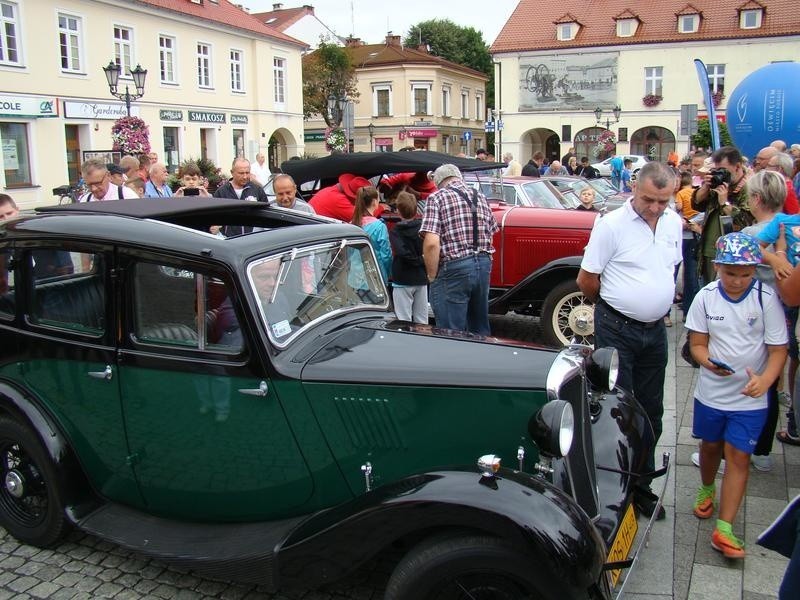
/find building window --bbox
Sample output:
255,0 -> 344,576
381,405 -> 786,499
373,85 -> 391,117
740,9 -> 762,29
616,18 -> 637,37
707,64 -> 725,94
159,35 -> 176,84
0,1 -> 21,66
58,13 -> 82,72
230,49 -> 243,92
196,42 -> 212,88
461,91 -> 469,119
441,87 -> 450,117
475,95 -> 483,122
412,83 -> 430,116
678,14 -> 699,33
557,22 -> 577,41
0,122 -> 31,187
273,57 -> 286,104
644,66 -> 663,96
113,25 -> 133,76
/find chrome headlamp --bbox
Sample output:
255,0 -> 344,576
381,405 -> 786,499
529,400 -> 574,458
585,346 -> 619,391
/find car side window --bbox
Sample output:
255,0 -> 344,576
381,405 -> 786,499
30,251 -> 104,335
131,262 -> 244,354
0,247 -> 14,318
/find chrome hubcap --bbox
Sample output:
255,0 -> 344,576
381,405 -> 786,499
568,304 -> 595,336
5,470 -> 24,498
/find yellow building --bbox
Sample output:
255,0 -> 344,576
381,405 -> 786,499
0,0 -> 306,208
303,35 -> 489,156
491,1 -> 800,164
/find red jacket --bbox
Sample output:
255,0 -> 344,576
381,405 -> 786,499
784,178 -> 799,215
309,184 -> 354,221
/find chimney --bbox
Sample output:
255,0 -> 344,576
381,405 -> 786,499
417,44 -> 429,53
345,36 -> 364,47
272,3 -> 283,10
302,4 -> 314,14
386,33 -> 401,47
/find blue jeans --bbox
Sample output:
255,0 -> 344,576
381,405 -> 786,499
594,302 -> 668,488
430,254 -> 492,336
682,236 -> 700,315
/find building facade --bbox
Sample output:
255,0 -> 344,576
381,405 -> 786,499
0,0 -> 306,208
303,35 -> 489,156
490,0 -> 800,166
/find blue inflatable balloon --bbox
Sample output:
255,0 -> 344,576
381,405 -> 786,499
726,62 -> 800,159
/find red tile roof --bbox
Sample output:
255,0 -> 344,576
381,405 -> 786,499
133,0 -> 306,48
491,0 -> 799,53
343,38 -> 488,80
251,6 -> 313,32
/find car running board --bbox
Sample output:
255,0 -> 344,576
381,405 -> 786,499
71,502 -> 305,587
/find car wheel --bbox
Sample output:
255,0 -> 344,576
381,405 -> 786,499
385,534 -> 544,600
0,418 -> 69,547
541,280 -> 594,347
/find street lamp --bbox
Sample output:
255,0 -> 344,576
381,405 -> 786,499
368,122 -> 375,151
103,61 -> 147,116
399,125 -> 407,142
594,105 -> 622,130
327,93 -> 347,128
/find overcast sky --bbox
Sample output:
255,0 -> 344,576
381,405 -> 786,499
241,0 -> 518,46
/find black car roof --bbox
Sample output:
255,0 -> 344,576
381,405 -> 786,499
37,197 -> 275,219
281,151 -> 504,186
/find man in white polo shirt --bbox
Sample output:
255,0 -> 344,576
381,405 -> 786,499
577,161 -> 683,520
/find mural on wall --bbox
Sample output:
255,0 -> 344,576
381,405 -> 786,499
519,53 -> 619,111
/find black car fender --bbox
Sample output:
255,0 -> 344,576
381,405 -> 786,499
489,256 -> 583,314
276,468 -> 607,599
0,379 -> 95,510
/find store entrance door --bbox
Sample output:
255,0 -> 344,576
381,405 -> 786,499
65,125 -> 81,185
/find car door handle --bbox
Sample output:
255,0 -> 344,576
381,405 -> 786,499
238,381 -> 268,397
88,365 -> 113,381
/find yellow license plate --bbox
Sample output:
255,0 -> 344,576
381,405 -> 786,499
607,502 -> 638,587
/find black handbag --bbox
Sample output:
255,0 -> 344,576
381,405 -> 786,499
681,335 -> 700,368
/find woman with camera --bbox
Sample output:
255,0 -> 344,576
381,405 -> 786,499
691,146 -> 754,285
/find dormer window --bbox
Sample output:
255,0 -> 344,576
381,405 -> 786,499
616,18 -> 637,37
678,13 -> 699,33
557,22 -> 577,41
740,9 -> 763,29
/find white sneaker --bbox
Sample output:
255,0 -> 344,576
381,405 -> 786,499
691,451 -> 726,474
751,454 -> 773,472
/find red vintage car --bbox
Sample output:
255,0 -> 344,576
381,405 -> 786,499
282,152 -> 598,346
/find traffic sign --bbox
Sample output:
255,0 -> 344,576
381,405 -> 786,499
463,131 -> 472,141
497,120 -> 504,131
484,121 -> 494,132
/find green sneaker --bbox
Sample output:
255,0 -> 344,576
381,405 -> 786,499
712,527 -> 745,558
693,484 -> 715,519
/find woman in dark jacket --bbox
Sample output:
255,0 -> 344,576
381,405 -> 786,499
389,192 -> 428,324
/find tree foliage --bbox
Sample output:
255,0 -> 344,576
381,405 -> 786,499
302,41 -> 360,126
691,118 -> 733,150
405,20 -> 493,112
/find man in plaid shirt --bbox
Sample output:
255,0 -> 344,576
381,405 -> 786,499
420,164 -> 499,335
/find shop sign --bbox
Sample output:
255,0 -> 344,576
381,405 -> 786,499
374,137 -> 393,145
0,95 -> 57,118
406,128 -> 437,138
230,114 -> 248,124
304,132 -> 326,142
64,101 -> 138,119
188,111 -> 226,123
160,109 -> 183,121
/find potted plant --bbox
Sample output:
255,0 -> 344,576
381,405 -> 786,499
324,127 -> 347,153
593,130 -> 617,158
711,90 -> 725,108
111,116 -> 151,156
642,94 -> 662,108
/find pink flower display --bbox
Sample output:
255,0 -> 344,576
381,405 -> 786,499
111,116 -> 151,155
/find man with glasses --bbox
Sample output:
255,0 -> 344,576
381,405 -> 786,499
79,158 -> 139,201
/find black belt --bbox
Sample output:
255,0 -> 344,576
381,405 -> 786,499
597,299 -> 661,329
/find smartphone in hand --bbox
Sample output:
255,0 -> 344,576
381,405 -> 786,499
709,358 -> 735,373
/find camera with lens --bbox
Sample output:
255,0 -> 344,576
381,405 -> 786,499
709,168 -> 732,189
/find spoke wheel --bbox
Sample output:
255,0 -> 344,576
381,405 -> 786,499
0,418 -> 68,547
541,280 -> 594,347
385,534 -> 543,600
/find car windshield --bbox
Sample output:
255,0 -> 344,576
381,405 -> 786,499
247,240 -> 388,347
589,179 -> 618,196
520,181 -> 569,209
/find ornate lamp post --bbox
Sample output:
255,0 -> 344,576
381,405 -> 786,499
399,125 -> 407,142
594,105 -> 622,130
327,93 -> 347,128
368,122 -> 375,151
103,61 -> 148,117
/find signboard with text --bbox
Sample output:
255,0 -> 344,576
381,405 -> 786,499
304,132 -> 326,142
160,109 -> 183,121
230,114 -> 249,125
64,101 -> 138,120
188,111 -> 226,123
0,95 -> 57,118
406,128 -> 437,138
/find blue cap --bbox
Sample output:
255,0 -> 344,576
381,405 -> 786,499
713,232 -> 762,265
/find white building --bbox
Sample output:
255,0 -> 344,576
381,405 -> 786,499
0,0 -> 307,208
490,0 -> 800,164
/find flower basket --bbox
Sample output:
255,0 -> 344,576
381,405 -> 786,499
711,91 -> 725,108
324,127 -> 347,153
111,116 -> 151,155
642,94 -> 662,108
593,130 -> 617,158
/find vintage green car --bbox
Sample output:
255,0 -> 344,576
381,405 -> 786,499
0,198 -> 667,599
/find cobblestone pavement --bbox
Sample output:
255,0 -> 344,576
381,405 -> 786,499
0,313 -> 543,600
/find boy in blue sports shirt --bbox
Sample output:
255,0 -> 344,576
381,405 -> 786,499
687,232 -> 788,559
621,158 -> 633,193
